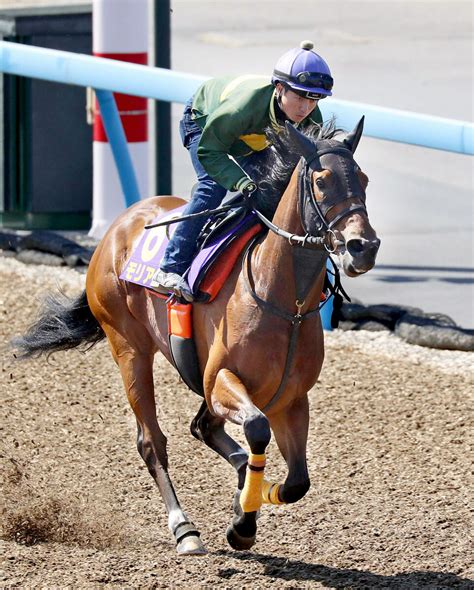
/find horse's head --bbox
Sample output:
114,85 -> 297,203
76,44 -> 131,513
286,118 -> 380,277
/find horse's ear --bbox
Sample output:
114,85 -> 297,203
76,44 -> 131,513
344,116 -> 365,153
285,121 -> 320,168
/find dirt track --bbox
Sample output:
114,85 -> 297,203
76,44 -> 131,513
1,257 -> 473,589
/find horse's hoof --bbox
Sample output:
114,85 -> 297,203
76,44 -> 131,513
176,534 -> 208,556
226,525 -> 256,551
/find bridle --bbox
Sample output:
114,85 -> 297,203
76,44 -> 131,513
251,145 -> 368,255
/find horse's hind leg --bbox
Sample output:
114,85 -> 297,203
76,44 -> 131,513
191,400 -> 248,488
206,368 -> 272,550
104,325 -> 207,555
191,402 -> 256,549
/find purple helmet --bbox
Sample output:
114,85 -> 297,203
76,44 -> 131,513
272,40 -> 333,99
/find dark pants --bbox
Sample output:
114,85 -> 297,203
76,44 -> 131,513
160,98 -> 267,275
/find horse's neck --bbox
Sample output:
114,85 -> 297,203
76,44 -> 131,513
252,168 -> 327,311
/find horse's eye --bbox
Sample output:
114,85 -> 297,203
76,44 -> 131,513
315,178 -> 325,189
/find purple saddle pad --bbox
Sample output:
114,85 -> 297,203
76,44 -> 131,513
120,207 -> 259,298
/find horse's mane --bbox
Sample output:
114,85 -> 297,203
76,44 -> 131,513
252,118 -> 345,218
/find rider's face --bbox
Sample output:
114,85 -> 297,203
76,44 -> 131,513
276,84 -> 318,123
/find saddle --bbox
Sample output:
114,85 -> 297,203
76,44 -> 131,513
120,197 -> 262,302
197,192 -> 249,249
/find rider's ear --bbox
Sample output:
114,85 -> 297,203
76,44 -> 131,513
275,82 -> 285,101
344,116 -> 365,153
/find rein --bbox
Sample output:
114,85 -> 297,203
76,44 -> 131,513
251,208 -> 328,249
144,156 -> 366,256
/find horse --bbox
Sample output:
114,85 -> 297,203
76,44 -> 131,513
13,118 -> 380,556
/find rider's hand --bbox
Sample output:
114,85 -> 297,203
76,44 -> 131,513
240,179 -> 258,199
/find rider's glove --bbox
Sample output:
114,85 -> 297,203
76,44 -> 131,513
240,178 -> 258,200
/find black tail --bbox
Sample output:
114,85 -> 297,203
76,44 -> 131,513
12,290 -> 105,359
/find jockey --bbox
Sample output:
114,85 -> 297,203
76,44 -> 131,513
151,40 -> 334,300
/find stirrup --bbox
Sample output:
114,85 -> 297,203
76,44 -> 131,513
150,269 -> 194,302
175,277 -> 194,302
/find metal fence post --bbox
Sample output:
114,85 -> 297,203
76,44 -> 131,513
95,89 -> 141,207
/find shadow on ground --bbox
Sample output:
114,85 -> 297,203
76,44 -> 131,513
216,550 -> 473,589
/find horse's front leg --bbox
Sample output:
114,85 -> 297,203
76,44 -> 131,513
208,368 -> 271,550
105,326 -> 207,556
267,394 -> 310,505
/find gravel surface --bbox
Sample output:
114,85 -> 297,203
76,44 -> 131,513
1,257 -> 473,589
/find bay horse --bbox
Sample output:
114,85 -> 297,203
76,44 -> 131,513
13,119 -> 380,555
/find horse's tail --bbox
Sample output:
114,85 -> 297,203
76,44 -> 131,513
12,290 -> 105,359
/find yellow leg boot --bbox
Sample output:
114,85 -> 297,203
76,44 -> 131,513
262,479 -> 286,505
239,453 -> 266,513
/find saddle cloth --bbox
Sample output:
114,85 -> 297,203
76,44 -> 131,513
120,206 -> 263,302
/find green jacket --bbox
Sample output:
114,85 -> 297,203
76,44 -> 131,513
191,75 -> 322,192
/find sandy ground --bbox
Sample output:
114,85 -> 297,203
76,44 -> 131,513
0,256 -> 473,589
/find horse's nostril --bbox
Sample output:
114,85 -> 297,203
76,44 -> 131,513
347,239 -> 365,256
368,239 -> 381,256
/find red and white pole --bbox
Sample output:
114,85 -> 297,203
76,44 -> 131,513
90,0 -> 149,239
